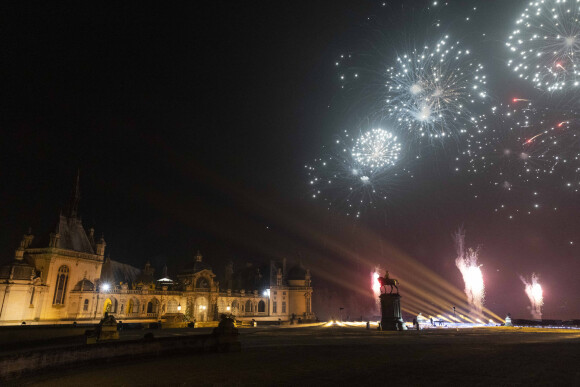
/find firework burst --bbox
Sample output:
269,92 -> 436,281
507,0 -> 580,92
384,36 -> 487,139
454,229 -> 485,317
352,128 -> 401,169
520,273 -> 544,320
371,267 -> 382,312
306,128 -> 409,217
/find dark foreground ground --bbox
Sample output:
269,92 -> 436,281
18,325 -> 580,386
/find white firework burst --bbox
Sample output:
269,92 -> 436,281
306,129 -> 409,217
507,0 -> 580,92
352,128 -> 401,170
385,36 -> 487,139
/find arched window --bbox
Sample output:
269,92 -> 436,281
258,300 -> 266,312
147,298 -> 159,314
53,266 -> 69,305
245,300 -> 253,313
231,300 -> 238,311
83,299 -> 89,311
128,298 -> 139,315
103,298 -> 112,314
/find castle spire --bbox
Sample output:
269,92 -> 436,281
66,169 -> 81,218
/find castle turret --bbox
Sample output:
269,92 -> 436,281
21,228 -> 34,249
88,227 -> 95,249
66,170 -> 81,219
14,246 -> 24,261
49,231 -> 60,248
95,235 -> 106,257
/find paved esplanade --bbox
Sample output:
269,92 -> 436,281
23,325 -> 580,386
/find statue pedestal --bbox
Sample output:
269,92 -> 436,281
96,313 -> 119,341
380,293 -> 405,331
505,315 -> 513,327
98,323 -> 119,340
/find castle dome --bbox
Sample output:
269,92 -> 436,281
73,278 -> 95,291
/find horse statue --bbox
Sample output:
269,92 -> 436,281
378,271 -> 399,294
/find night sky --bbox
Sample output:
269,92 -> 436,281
2,1 -> 580,320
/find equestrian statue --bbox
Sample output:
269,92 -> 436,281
378,271 -> 399,295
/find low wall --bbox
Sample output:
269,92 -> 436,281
0,325 -> 91,349
0,333 -> 240,381
512,319 -> 580,327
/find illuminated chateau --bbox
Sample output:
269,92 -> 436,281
0,177 -> 314,325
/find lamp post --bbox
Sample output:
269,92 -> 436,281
263,289 -> 270,317
94,282 -> 110,320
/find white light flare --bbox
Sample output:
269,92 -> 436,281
520,273 -> 544,320
372,267 -> 381,313
454,229 -> 485,318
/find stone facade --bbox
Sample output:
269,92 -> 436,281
0,178 -> 315,325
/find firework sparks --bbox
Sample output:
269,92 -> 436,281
371,267 -> 382,313
352,128 -> 401,169
520,273 -> 544,320
306,129 -> 410,217
456,100 -> 580,218
454,229 -> 485,317
372,268 -> 381,298
384,36 -> 487,139
507,0 -> 580,92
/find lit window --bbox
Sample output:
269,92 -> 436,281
53,266 -> 69,305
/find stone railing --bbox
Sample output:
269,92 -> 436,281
100,289 -> 182,296
26,248 -> 103,262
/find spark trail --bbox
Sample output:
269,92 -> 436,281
454,228 -> 485,318
520,273 -> 544,320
